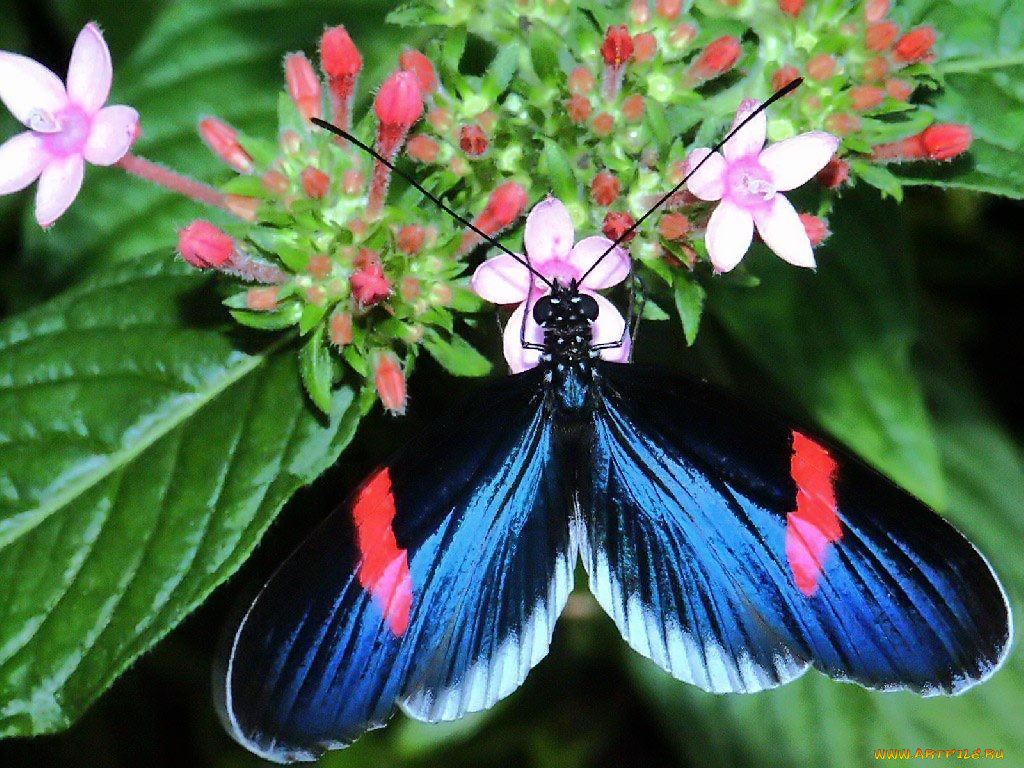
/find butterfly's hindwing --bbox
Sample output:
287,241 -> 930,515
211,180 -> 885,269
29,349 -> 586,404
576,363 -> 1011,696
219,369 -> 575,762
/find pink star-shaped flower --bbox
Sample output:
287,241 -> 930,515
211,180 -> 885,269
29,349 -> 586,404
471,197 -> 632,373
685,99 -> 839,273
0,23 -> 139,228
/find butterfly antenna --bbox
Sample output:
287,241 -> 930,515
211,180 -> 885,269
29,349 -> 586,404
310,118 -> 553,289
578,77 -> 803,285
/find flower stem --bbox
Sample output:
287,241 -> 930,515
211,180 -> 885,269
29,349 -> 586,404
117,153 -> 235,215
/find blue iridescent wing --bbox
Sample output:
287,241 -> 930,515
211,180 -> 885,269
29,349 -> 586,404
576,363 -> 1011,696
218,369 -> 575,762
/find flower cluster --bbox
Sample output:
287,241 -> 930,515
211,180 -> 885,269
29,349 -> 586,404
0,1 -> 981,410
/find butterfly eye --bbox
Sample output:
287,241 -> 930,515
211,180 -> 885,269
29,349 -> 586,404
532,295 -> 554,325
578,294 -> 599,322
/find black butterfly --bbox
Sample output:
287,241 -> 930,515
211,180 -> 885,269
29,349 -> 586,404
216,84 -> 1012,763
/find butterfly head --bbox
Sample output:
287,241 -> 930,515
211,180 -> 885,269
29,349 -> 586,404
533,279 -> 600,389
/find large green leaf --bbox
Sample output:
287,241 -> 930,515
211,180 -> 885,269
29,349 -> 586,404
0,255 -> 368,735
628,344 -> 1024,768
710,193 -> 945,508
18,0 -> 405,294
892,0 -> 1024,198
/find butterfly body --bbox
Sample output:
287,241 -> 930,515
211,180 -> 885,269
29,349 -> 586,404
218,279 -> 1011,763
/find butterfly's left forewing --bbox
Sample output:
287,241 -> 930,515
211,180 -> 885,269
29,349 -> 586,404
576,363 -> 1011,696
219,370 -> 575,763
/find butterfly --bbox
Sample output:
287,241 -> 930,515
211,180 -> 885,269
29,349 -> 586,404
216,83 -> 1012,763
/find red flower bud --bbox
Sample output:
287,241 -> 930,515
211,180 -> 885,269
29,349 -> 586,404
397,225 -> 427,254
622,94 -> 645,121
198,117 -> 253,173
601,25 -> 634,68
779,0 -> 804,16
602,211 -> 636,242
301,167 -> 331,198
459,181 -> 528,253
321,26 -> 362,78
226,195 -> 259,222
799,213 -> 830,246
816,158 -> 850,189
885,78 -> 914,101
591,171 -> 621,206
866,21 -> 900,51
659,212 -> 690,241
342,169 -> 365,195
921,123 -> 972,160
285,53 -> 323,121
633,32 -> 658,63
459,124 -> 489,156
893,26 -> 936,64
427,107 -> 453,132
807,54 -> 836,81
308,255 -> 333,279
630,0 -> 650,25
863,56 -> 889,82
568,67 -> 596,95
375,70 -> 424,126
567,94 -> 592,124
656,0 -> 682,19
772,65 -> 801,92
400,276 -> 421,300
400,49 -> 439,94
668,23 -> 697,49
246,286 -> 279,311
824,112 -> 862,135
350,262 -> 391,306
262,170 -> 290,196
178,220 -> 234,269
850,85 -> 885,111
865,0 -> 890,22
320,26 -> 362,130
407,134 -> 440,163
329,309 -> 354,346
373,350 -> 407,415
687,36 -> 741,85
592,112 -> 614,136
280,130 -> 301,155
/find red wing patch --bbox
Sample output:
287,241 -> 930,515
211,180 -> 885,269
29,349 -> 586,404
352,468 -> 412,635
785,431 -> 842,596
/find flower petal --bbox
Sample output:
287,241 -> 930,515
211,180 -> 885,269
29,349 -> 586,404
83,104 -> 138,165
523,197 -> 574,263
723,98 -> 766,161
759,131 -> 840,191
753,195 -> 815,268
589,291 -> 631,364
502,301 -> 544,373
705,200 -> 754,273
0,52 -> 68,127
0,132 -> 48,194
471,252 -> 533,304
684,148 -> 726,201
35,153 -> 85,229
67,23 -> 113,113
571,236 -> 630,290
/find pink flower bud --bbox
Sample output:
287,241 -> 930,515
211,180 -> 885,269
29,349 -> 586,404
397,225 -> 427,254
427,107 -> 453,132
659,212 -> 690,241
865,0 -> 890,22
568,67 -> 596,95
226,195 -> 260,221
816,158 -> 850,188
375,70 -> 424,127
199,117 -> 253,173
459,181 -> 529,253
850,85 -> 885,111
285,53 -> 323,121
893,26 -> 936,64
262,170 -> 290,196
591,171 -> 621,206
630,0 -> 650,25
459,124 -> 489,156
824,112 -> 862,135
308,255 -> 333,279
329,309 -> 354,347
320,26 -> 362,130
622,94 -> 645,121
407,134 -> 440,163
862,56 -> 889,82
807,54 -> 836,81
799,213 -> 830,246
567,94 -> 592,124
633,32 -> 658,63
779,0 -> 804,16
246,286 -> 280,311
866,21 -> 900,51
301,167 -> 331,199
772,65 -> 801,92
885,78 -> 914,101
343,169 -> 365,195
602,211 -> 636,242
350,261 -> 391,306
686,36 -> 741,85
400,49 -> 439,94
668,23 -> 697,49
178,220 -> 234,269
656,0 -> 682,19
592,112 -> 614,136
373,350 -> 407,415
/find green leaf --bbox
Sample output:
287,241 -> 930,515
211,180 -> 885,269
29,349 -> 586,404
480,44 -> 521,101
423,331 -> 493,377
890,0 -> 1024,197
627,344 -> 1024,768
16,0 -> 410,295
850,159 -> 904,202
0,255 -> 368,735
672,275 -> 705,346
299,325 -> 334,414
710,192 -> 945,507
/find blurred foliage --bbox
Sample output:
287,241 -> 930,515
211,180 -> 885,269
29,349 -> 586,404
0,0 -> 1022,766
